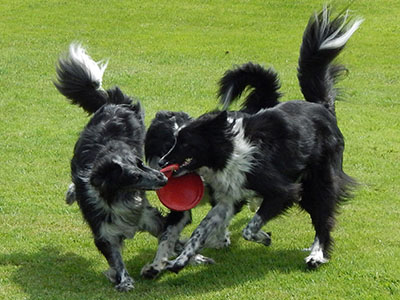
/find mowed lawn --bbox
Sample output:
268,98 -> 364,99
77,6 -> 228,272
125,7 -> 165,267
0,1 -> 399,299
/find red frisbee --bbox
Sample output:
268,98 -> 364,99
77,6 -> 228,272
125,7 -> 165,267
156,164 -> 204,211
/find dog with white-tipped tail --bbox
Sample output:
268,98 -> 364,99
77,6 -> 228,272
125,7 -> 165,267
158,6 -> 361,274
54,44 -> 168,291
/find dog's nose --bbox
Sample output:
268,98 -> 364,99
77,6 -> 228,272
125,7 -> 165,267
159,173 -> 168,185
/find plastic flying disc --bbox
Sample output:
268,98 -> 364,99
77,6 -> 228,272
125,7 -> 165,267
156,164 -> 204,211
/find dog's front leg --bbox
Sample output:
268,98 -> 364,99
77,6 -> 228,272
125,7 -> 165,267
166,202 -> 234,274
141,211 -> 192,279
95,238 -> 134,292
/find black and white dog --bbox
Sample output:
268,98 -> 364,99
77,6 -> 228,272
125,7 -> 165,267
158,7 -> 362,273
54,44 -> 168,291
141,63 -> 282,278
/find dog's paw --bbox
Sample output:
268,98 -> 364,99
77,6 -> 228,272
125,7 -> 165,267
141,263 -> 162,279
242,226 -> 271,246
258,231 -> 272,247
189,254 -> 215,265
305,254 -> 329,269
115,277 -> 134,292
243,229 -> 271,246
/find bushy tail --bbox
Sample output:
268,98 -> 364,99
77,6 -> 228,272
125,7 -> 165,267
218,62 -> 281,114
54,43 -> 133,114
54,43 -> 109,113
298,6 -> 363,114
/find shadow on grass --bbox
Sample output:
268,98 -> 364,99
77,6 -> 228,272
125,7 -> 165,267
1,212 -> 312,299
1,242 -> 309,299
129,244 -> 308,298
0,247 -> 108,299
126,213 -> 313,298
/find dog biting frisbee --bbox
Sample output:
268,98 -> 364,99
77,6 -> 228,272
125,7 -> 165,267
156,164 -> 204,211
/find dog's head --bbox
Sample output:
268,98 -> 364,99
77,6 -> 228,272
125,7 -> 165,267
90,144 -> 167,199
159,110 -> 234,176
145,111 -> 192,169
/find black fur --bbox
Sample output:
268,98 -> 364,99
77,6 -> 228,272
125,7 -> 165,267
298,7 -> 355,113
54,44 -> 168,291
218,62 -> 281,113
159,6 -> 361,273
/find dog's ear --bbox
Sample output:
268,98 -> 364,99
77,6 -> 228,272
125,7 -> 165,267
90,160 -> 123,188
215,110 -> 228,123
203,110 -> 228,131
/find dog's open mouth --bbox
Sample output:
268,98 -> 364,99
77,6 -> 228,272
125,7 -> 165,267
173,157 -> 194,177
181,157 -> 193,168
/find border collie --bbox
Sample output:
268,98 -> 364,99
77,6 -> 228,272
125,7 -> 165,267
54,44 -> 168,291
158,7 -> 362,273
141,63 -> 281,278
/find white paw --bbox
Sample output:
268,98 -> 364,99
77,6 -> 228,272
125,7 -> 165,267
305,253 -> 329,269
304,237 -> 329,269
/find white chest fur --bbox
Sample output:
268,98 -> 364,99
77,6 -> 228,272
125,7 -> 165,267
199,119 -> 257,204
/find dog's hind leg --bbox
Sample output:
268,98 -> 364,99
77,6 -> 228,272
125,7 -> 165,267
95,238 -> 134,292
299,198 -> 335,269
299,168 -> 342,269
141,210 -> 192,279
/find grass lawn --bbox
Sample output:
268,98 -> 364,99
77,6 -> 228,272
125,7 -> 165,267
1,0 -> 399,299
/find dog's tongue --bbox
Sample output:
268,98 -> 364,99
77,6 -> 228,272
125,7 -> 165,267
160,164 -> 180,178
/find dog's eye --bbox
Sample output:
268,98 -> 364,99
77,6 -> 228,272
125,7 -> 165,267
137,159 -> 144,168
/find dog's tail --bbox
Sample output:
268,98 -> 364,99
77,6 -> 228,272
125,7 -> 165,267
298,6 -> 363,114
218,62 -> 281,114
54,44 -> 132,114
54,43 -> 108,113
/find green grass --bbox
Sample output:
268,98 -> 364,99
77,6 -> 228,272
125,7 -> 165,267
1,0 -> 399,299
